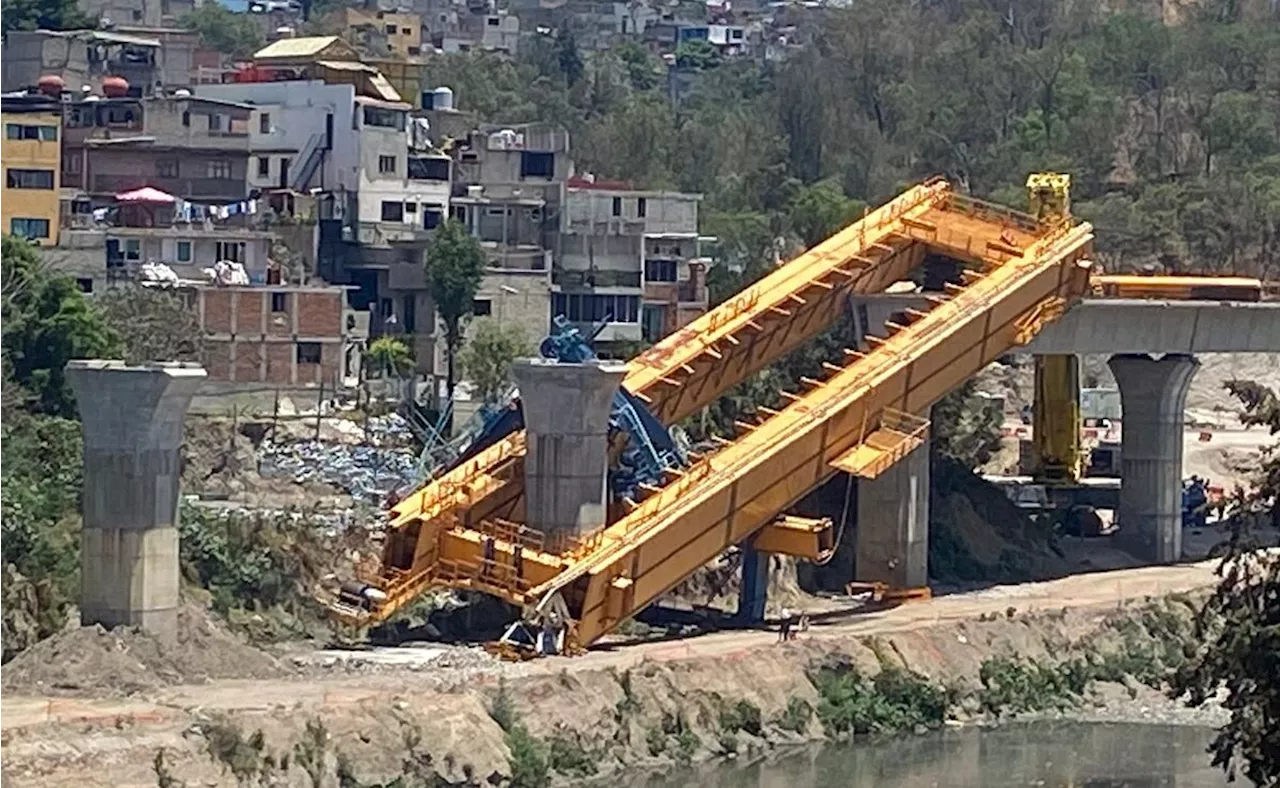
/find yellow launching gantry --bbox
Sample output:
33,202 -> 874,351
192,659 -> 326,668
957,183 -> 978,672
326,173 -> 1261,656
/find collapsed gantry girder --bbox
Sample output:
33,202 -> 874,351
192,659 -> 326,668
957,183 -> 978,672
331,175 -> 1104,651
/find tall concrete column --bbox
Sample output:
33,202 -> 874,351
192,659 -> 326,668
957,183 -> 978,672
512,359 -> 626,537
1108,353 -> 1199,564
66,360 -> 207,636
855,443 -> 929,588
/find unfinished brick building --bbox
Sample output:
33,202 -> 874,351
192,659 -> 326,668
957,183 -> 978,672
196,284 -> 365,386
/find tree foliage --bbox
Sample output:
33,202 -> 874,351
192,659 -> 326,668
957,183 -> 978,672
181,3 -> 264,61
1,0 -> 89,35
458,319 -> 528,405
1169,379 -> 1279,784
96,285 -> 204,365
424,219 -> 486,401
365,335 -> 414,379
2,235 -> 119,418
930,380 -> 1005,471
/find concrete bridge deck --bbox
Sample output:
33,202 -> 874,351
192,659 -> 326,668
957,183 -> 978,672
856,296 -> 1280,354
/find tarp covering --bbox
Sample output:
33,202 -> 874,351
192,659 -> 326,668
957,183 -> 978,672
114,186 -> 175,203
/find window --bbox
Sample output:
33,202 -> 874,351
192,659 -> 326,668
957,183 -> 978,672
407,156 -> 449,181
176,241 -> 192,262
76,278 -> 94,294
362,106 -> 405,130
377,201 -> 403,222
10,218 -> 50,239
404,201 -> 417,213
271,292 -> 288,312
124,239 -> 141,260
385,23 -> 397,34
378,154 -> 396,174
487,15 -> 499,24
471,298 -> 492,316
637,197 -> 647,218
182,111 -> 190,127
642,304 -> 665,342
257,157 -> 269,177
644,259 -> 678,282
207,160 -> 232,179
296,342 -> 322,364
156,159 -> 178,178
401,294 -> 417,332
611,196 -> 622,216
423,204 -> 443,230
520,151 -> 555,178
62,156 -> 82,175
401,26 -> 411,34
259,112 -> 270,134
6,169 -> 55,189
6,123 -> 56,141
551,293 -> 640,323
215,240 -> 245,263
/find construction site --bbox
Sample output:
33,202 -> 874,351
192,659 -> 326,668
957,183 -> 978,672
4,174 -> 1280,787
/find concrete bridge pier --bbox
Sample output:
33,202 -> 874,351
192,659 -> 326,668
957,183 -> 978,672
1108,353 -> 1200,564
511,359 -> 626,539
855,442 -> 929,588
66,360 -> 207,637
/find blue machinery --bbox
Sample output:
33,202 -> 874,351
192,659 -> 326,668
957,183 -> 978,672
426,316 -> 685,503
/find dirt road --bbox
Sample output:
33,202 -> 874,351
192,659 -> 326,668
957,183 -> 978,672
1,559 -> 1220,733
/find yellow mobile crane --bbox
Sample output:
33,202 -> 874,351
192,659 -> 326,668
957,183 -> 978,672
1026,173 -> 1086,484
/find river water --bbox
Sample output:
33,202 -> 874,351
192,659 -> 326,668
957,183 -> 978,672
636,722 -> 1232,787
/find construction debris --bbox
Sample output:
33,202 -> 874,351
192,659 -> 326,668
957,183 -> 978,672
258,439 -> 419,504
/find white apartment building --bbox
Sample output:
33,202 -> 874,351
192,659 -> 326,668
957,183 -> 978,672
196,81 -> 453,234
558,179 -> 707,348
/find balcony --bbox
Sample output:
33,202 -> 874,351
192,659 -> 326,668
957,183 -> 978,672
91,174 -> 245,200
357,222 -> 431,248
483,245 -> 550,272
553,268 -> 642,288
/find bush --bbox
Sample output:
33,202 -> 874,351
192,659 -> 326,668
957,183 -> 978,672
777,697 -> 813,733
547,732 -> 595,777
813,663 -> 950,737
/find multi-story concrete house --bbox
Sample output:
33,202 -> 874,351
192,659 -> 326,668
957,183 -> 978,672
344,7 -> 425,56
200,39 -> 453,374
2,92 -> 63,245
557,176 -> 707,351
1,29 -> 196,97
60,93 -> 254,206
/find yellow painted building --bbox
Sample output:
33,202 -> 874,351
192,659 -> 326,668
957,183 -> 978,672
2,100 -> 62,244
344,8 -> 423,56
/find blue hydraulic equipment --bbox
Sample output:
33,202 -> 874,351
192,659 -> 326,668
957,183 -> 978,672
429,315 -> 684,501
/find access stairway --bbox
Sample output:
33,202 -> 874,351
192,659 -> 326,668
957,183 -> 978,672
331,177 -> 1095,638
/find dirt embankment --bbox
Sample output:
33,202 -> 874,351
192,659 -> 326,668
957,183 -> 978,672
1,563 -> 1224,788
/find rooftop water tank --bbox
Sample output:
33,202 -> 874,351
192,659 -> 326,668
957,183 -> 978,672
37,74 -> 65,97
431,86 -> 454,111
102,76 -> 129,98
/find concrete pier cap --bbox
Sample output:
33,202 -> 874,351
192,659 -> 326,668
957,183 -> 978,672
1107,353 -> 1199,564
511,358 -> 627,537
66,360 -> 207,636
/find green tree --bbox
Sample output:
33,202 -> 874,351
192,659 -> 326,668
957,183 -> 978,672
1,0 -> 89,35
555,26 -> 584,87
97,285 -> 203,364
458,319 -> 528,405
930,380 -> 1005,471
1169,380 -> 1278,784
423,219 -> 486,408
181,4 -> 264,61
365,335 -> 414,379
787,179 -> 867,249
675,39 -> 720,71
2,235 -> 119,418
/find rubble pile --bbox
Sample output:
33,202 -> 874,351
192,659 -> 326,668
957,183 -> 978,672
257,412 -> 422,503
259,440 -> 419,503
